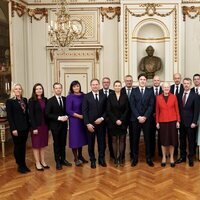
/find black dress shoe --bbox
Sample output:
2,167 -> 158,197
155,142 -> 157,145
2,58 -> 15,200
41,163 -> 50,169
17,166 -> 26,174
131,159 -> 138,167
91,162 -> 96,169
99,161 -> 107,167
175,158 -> 186,164
146,159 -> 154,167
23,166 -> 31,172
35,164 -> 44,171
56,162 -> 62,170
189,160 -> 194,167
161,162 -> 166,167
170,162 -> 175,168
119,159 -> 125,167
61,160 -> 72,167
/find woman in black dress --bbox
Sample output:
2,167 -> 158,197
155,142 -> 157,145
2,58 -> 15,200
6,83 -> 30,173
107,80 -> 129,167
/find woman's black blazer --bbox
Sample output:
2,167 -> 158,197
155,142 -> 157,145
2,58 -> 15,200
106,92 -> 129,130
6,97 -> 29,132
28,97 -> 48,130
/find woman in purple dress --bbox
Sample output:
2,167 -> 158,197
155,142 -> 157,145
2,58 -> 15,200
66,81 -> 88,166
28,83 -> 49,171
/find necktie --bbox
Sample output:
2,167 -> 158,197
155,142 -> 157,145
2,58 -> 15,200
104,90 -> 108,97
196,87 -> 198,94
175,85 -> 179,96
182,92 -> 187,106
155,87 -> 158,96
95,93 -> 98,102
141,88 -> 144,97
127,89 -> 131,98
59,97 -> 63,108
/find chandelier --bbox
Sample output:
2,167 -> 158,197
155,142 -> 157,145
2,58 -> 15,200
48,0 -> 85,49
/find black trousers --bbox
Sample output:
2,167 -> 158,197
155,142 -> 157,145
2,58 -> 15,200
12,130 -> 28,167
51,127 -> 67,163
179,123 -> 196,160
132,119 -> 152,160
87,125 -> 106,162
128,122 -> 133,159
150,117 -> 162,157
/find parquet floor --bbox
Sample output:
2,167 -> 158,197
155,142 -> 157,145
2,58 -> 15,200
1,135 -> 200,200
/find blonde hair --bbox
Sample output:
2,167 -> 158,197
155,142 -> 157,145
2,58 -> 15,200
161,82 -> 170,90
10,83 -> 23,99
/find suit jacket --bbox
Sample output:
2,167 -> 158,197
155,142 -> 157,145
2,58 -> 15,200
82,91 -> 107,125
28,97 -> 48,130
99,88 -> 114,97
191,87 -> 199,95
121,86 -> 133,98
106,92 -> 129,130
156,93 -> 180,123
130,87 -> 154,121
45,96 -> 68,130
177,91 -> 199,127
170,84 -> 184,96
6,97 -> 29,132
151,86 -> 163,114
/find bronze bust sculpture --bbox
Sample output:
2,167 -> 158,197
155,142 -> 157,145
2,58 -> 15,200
139,46 -> 162,79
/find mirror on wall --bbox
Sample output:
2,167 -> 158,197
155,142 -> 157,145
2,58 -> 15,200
0,1 -> 11,105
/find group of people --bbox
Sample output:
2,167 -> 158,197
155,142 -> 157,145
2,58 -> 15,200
5,72 -> 200,173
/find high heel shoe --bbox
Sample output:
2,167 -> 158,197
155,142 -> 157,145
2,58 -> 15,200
113,159 -> 118,167
35,164 -> 44,171
75,160 -> 82,166
78,156 -> 88,164
161,162 -> 166,167
170,162 -> 175,168
40,163 -> 50,169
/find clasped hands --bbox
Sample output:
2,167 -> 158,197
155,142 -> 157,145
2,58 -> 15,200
138,116 -> 147,124
87,118 -> 104,133
58,115 -> 68,122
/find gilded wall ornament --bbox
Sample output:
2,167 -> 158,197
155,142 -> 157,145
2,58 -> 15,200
182,6 -> 200,21
27,8 -> 48,23
11,1 -> 26,17
11,0 -> 48,23
126,3 -> 175,17
100,7 -> 121,22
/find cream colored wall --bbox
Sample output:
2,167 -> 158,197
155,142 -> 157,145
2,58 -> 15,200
101,17 -> 119,85
10,14 -> 28,93
185,17 -> 200,79
9,1 -> 200,98
26,18 -> 50,97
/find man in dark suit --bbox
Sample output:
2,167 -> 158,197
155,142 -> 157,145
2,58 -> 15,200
150,75 -> 163,157
170,73 -> 184,156
170,73 -> 184,96
121,75 -> 133,160
191,73 -> 200,155
45,83 -> 72,170
191,73 -> 200,95
82,78 -> 107,168
99,77 -> 114,160
175,78 -> 199,167
130,73 -> 154,167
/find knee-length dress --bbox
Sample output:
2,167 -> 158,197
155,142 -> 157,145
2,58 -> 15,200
66,93 -> 88,148
106,93 -> 129,136
30,99 -> 48,148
